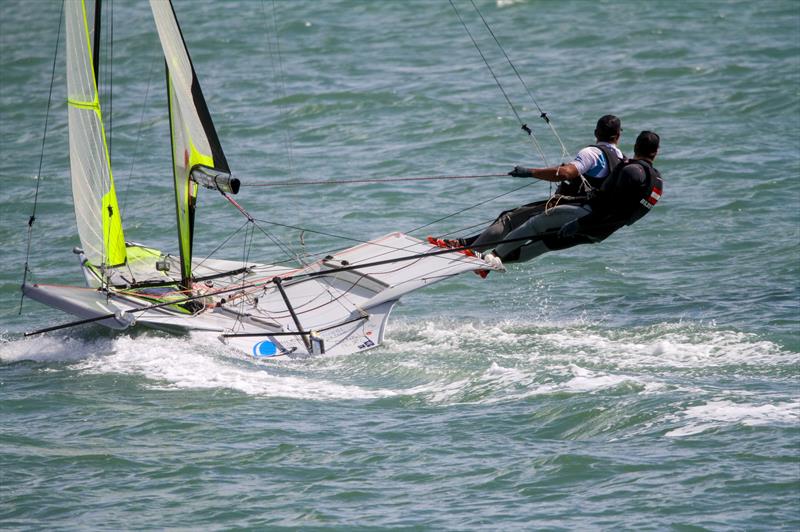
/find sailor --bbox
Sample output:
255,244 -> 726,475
430,115 -> 624,272
555,130 -> 663,245
491,130 -> 662,263
511,114 -> 625,195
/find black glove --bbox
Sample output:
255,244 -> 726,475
558,219 -> 580,238
508,166 -> 534,178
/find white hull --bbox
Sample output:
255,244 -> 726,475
25,233 -> 498,358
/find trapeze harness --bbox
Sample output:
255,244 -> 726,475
556,144 -> 624,197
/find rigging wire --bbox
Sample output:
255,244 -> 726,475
19,0 -> 65,314
467,0 -> 569,160
102,0 -> 114,294
107,0 -> 114,157
448,0 -> 548,166
233,222 -> 256,330
193,219 -> 252,270
120,54 -> 157,220
222,192 -> 305,265
236,1 -> 557,264
239,172 -> 506,187
405,178 -> 538,235
219,171 -> 543,271
261,0 -> 295,176
226,2 -> 562,270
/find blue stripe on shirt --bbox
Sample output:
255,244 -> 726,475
586,152 -> 607,178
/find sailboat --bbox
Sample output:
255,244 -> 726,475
22,0 -> 501,358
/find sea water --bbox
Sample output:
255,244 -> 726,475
1,0 -> 798,529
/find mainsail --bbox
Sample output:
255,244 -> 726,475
65,0 -> 126,268
149,0 -> 231,288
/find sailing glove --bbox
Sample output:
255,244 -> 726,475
558,219 -> 580,238
509,166 -> 535,178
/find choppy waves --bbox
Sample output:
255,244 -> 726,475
3,319 -> 796,441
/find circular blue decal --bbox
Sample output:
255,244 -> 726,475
252,340 -> 278,357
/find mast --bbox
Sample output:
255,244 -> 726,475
92,0 -> 101,86
149,0 -> 236,290
65,0 -> 126,274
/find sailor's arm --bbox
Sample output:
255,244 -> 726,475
508,163 -> 580,182
532,163 -> 580,182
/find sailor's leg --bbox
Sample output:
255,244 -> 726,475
468,203 -> 547,252
493,204 -> 591,262
468,217 -> 508,252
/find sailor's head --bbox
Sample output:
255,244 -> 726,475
634,130 -> 660,160
595,115 -> 622,143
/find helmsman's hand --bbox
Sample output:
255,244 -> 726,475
509,166 -> 534,178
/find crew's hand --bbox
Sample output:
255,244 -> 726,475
509,166 -> 534,178
558,220 -> 580,238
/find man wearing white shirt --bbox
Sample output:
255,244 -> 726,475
434,116 -> 624,271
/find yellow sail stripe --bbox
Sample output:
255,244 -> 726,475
67,97 -> 99,109
188,140 -> 215,170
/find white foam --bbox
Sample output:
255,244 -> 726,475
666,399 -> 800,437
96,334 -> 399,400
383,319 -> 526,354
0,334 -> 109,364
1,333 -> 394,400
560,364 -> 636,392
532,323 -> 796,369
375,319 -> 797,406
2,319 -> 795,408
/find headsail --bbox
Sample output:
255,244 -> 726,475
149,0 -> 231,288
65,0 -> 127,268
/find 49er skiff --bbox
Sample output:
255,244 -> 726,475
22,0 -> 501,358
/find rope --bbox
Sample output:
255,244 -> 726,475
406,179 -> 538,234
19,0 -> 64,315
234,222 -> 255,330
226,173 -> 545,268
222,192 -> 305,265
261,0 -> 295,177
467,0 -> 569,160
239,172 -> 506,187
448,0 -> 548,166
120,54 -> 157,219
194,219 -> 252,270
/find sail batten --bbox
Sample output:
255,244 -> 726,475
65,0 -> 126,269
150,0 -> 230,287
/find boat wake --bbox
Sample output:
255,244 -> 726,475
2,320 -> 795,420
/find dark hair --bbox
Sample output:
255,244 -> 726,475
634,131 -> 660,158
595,114 -> 621,142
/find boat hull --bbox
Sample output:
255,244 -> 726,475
23,233 -> 498,357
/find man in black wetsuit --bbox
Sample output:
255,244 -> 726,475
555,130 -> 663,248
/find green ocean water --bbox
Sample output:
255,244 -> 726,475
1,0 -> 798,529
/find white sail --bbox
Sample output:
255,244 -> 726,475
65,0 -> 126,268
149,0 -> 230,287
